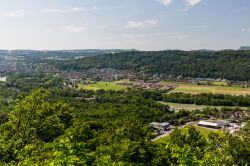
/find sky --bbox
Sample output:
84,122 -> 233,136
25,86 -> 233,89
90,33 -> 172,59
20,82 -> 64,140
0,0 -> 249,50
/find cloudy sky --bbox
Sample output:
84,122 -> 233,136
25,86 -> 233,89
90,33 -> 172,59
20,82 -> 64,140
0,0 -> 249,50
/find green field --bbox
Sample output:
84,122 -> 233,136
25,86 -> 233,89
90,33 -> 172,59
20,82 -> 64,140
156,125 -> 221,143
158,101 -> 248,111
211,81 -> 229,86
180,126 -> 220,137
162,81 -> 250,95
78,81 -> 128,91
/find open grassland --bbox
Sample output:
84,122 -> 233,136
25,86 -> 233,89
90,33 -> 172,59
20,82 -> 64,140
78,81 -> 128,91
211,81 -> 229,86
180,126 -> 221,137
158,101 -> 208,111
163,81 -> 250,95
156,125 -> 222,143
158,101 -> 248,111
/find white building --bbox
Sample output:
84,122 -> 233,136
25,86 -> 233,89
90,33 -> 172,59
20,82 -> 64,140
197,121 -> 222,129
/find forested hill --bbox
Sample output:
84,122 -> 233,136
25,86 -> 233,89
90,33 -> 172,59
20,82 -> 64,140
50,50 -> 250,81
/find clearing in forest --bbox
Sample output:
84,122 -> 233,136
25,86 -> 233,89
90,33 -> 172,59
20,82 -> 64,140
156,125 -> 222,143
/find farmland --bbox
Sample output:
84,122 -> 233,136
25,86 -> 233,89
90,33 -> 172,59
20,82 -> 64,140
78,81 -> 128,91
158,101 -> 248,111
163,81 -> 250,95
77,80 -> 250,95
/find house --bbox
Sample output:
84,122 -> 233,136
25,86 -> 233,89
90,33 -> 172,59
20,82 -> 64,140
70,79 -> 80,84
0,76 -> 7,82
150,122 -> 171,131
197,121 -> 222,129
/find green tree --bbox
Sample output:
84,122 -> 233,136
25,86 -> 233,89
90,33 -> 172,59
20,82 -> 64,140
0,89 -> 75,164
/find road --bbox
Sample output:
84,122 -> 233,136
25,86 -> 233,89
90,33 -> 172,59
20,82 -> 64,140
152,122 -> 193,142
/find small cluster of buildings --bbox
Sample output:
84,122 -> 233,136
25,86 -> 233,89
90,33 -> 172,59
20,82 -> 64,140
150,122 -> 171,134
197,120 -> 246,134
189,78 -> 230,86
150,119 -> 245,138
132,82 -> 176,90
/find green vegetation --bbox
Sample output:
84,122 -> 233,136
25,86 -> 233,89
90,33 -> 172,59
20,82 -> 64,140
0,72 -> 249,165
211,81 -> 229,86
164,93 -> 250,107
164,81 -> 250,95
159,101 -> 248,111
0,87 -> 249,165
78,81 -> 128,91
157,125 -> 221,143
237,120 -> 250,136
159,101 -> 208,110
78,80 -> 250,95
180,126 -> 220,137
48,50 -> 250,81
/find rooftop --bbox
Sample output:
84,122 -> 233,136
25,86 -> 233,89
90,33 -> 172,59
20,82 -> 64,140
198,121 -> 220,127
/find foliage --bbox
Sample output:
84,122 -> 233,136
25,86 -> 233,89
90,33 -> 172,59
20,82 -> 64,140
0,88 -> 249,165
164,92 -> 250,106
48,50 -> 250,81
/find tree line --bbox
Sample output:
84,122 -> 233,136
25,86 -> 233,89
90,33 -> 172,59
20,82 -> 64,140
164,92 -> 250,106
46,50 -> 250,81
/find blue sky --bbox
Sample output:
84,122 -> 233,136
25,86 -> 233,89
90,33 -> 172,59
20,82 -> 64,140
0,0 -> 249,50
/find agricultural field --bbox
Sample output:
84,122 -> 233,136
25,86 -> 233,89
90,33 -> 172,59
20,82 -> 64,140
162,81 -> 250,95
211,81 -> 229,86
156,125 -> 221,143
158,101 -> 248,111
78,81 -> 128,91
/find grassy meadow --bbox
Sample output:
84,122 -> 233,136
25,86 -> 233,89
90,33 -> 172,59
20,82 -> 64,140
78,81 -> 128,91
156,125 -> 221,143
162,81 -> 250,95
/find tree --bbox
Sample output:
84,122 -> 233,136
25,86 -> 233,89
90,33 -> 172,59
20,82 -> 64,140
0,89 -> 75,163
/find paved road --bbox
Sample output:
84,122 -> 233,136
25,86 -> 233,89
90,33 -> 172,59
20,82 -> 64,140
152,129 -> 174,142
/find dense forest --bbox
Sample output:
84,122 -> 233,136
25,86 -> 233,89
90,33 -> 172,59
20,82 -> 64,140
0,81 -> 249,165
47,50 -> 250,81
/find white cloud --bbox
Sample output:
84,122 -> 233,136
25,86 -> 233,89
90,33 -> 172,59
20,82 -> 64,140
158,0 -> 173,6
188,24 -> 208,29
126,20 -> 158,29
43,25 -> 86,33
70,7 -> 88,12
152,33 -> 189,40
42,8 -> 63,14
62,25 -> 86,33
241,28 -> 250,33
0,10 -> 26,18
185,0 -> 202,6
121,32 -> 189,41
121,33 -> 134,39
43,29 -> 54,33
42,6 -> 96,14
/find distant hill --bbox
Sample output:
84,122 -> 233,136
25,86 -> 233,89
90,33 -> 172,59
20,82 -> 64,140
48,50 -> 250,81
239,46 -> 250,50
0,49 -> 136,60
